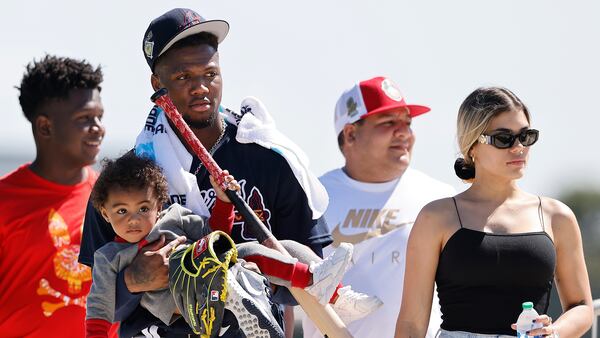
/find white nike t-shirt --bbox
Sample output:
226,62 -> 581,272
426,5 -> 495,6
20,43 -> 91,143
301,167 -> 455,338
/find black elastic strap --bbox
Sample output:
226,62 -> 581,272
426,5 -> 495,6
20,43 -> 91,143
451,197 -> 464,228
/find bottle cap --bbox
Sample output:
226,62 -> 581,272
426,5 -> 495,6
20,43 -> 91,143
522,302 -> 534,309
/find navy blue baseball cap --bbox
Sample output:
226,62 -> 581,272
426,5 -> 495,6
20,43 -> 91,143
142,8 -> 229,70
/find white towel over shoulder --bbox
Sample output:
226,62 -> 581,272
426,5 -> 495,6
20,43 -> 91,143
223,97 -> 328,219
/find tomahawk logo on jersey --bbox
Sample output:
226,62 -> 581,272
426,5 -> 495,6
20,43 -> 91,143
201,179 -> 273,240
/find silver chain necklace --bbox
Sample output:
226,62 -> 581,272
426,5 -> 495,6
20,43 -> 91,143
193,116 -> 226,175
209,116 -> 226,154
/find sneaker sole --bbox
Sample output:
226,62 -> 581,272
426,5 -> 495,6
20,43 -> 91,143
226,274 -> 284,338
333,296 -> 384,324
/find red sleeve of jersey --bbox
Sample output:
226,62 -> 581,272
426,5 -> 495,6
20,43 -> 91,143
209,198 -> 235,234
85,318 -> 111,338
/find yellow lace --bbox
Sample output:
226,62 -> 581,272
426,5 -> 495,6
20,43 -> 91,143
170,231 -> 238,335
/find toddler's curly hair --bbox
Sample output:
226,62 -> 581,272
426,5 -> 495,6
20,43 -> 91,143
91,152 -> 169,211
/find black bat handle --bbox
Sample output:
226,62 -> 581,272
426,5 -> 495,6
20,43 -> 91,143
224,189 -> 271,243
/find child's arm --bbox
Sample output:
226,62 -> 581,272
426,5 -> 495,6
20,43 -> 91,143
86,247 -> 124,338
208,170 -> 239,234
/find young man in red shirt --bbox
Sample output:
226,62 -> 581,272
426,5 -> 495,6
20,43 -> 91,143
0,55 -> 105,337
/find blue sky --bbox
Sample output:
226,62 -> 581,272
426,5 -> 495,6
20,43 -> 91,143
2,0 -> 599,196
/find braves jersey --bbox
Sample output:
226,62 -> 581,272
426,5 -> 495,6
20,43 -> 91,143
79,123 -> 332,337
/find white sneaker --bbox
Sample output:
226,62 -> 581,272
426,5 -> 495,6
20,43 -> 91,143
332,286 -> 383,324
305,242 -> 353,304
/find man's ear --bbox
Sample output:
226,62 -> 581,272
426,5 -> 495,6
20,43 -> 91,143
151,73 -> 162,92
343,124 -> 357,144
34,114 -> 52,138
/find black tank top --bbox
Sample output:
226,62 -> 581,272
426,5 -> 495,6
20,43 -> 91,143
435,197 -> 556,335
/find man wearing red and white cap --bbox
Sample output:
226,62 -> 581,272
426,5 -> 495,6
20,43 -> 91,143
302,76 -> 455,338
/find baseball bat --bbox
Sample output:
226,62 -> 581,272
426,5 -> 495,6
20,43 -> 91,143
151,88 -> 352,338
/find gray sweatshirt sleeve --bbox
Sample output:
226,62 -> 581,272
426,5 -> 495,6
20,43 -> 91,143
146,204 -> 211,243
86,242 -> 179,325
86,243 -> 137,322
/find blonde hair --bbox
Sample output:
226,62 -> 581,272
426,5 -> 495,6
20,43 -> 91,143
455,87 -> 531,179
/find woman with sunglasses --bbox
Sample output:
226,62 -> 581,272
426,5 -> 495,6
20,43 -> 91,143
394,87 -> 593,338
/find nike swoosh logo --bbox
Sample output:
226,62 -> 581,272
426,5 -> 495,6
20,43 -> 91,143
219,325 -> 230,337
240,271 -> 263,296
331,220 -> 413,247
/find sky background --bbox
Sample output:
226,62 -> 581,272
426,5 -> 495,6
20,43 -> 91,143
2,0 -> 599,197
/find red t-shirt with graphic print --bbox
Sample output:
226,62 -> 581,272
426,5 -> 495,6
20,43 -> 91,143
0,164 -> 96,337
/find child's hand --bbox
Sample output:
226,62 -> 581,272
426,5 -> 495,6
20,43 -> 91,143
209,170 -> 240,203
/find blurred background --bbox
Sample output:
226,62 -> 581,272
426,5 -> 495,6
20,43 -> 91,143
1,0 -> 598,336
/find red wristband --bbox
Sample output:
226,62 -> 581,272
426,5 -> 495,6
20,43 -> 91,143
209,198 -> 235,234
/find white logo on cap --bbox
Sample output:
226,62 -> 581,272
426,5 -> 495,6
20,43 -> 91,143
381,78 -> 403,102
144,31 -> 154,59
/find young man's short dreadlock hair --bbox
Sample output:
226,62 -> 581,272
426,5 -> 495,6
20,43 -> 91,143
17,55 -> 103,122
91,152 -> 170,211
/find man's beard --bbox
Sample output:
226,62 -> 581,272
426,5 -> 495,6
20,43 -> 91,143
184,110 -> 218,129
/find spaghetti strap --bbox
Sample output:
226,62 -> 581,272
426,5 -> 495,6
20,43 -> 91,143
537,196 -> 546,231
451,197 -> 464,228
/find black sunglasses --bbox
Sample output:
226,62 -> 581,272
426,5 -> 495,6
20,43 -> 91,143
478,129 -> 539,149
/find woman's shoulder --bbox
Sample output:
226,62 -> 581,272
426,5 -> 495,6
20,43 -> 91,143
420,196 -> 457,214
410,197 -> 461,252
539,196 -> 579,242
416,197 -> 460,230
539,196 -> 576,221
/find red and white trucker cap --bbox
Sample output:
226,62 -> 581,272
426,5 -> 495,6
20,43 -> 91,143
334,76 -> 431,135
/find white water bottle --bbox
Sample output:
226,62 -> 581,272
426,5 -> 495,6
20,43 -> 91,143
516,302 -> 543,338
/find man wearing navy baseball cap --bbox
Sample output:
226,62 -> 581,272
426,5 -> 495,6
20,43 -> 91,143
141,8 -> 229,71
79,8 -> 334,338
302,76 -> 456,338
